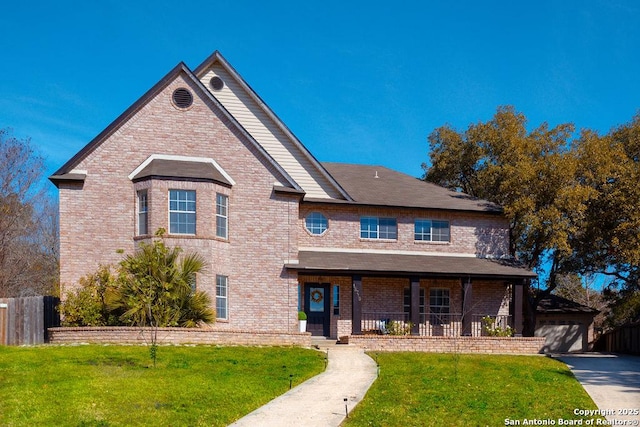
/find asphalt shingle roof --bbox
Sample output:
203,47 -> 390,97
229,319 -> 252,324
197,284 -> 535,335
130,159 -> 232,185
315,162 -> 502,213
288,251 -> 536,279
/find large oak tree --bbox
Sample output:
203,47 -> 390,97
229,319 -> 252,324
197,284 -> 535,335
423,107 -> 593,334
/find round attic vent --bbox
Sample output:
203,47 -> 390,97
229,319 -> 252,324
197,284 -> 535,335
172,88 -> 193,109
210,76 -> 224,91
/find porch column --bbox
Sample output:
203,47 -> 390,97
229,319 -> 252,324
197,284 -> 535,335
461,278 -> 473,336
512,280 -> 524,337
352,275 -> 362,335
410,276 -> 420,335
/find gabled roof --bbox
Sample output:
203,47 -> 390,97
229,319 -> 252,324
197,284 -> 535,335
49,58 -> 302,192
312,163 -> 502,213
193,51 -> 352,201
536,293 -> 600,314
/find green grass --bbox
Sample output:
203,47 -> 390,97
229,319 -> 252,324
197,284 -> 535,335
344,353 -> 599,427
0,344 -> 325,427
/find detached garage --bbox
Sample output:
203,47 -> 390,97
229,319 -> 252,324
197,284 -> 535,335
535,294 -> 599,353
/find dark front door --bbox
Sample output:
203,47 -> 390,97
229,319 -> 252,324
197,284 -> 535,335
305,283 -> 330,336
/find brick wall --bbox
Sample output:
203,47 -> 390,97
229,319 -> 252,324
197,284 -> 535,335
349,335 -> 545,354
299,205 -> 510,257
49,327 -> 311,347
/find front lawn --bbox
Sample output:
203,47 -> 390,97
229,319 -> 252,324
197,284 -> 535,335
344,353 -> 599,426
0,344 -> 325,426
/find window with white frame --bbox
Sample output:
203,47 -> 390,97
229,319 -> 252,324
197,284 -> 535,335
360,216 -> 397,239
216,275 -> 228,320
305,212 -> 328,235
414,219 -> 450,242
169,189 -> 196,234
137,190 -> 148,236
429,288 -> 450,324
216,193 -> 228,239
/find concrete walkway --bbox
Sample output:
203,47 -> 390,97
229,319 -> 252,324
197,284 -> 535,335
229,339 -> 378,427
559,353 -> 640,424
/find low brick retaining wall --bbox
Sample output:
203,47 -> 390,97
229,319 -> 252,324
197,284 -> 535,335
48,327 -> 312,347
348,335 -> 546,354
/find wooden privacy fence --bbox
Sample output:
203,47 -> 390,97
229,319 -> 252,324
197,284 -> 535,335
594,320 -> 640,355
0,296 -> 60,345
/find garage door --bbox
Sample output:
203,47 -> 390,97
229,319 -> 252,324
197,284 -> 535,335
535,324 -> 587,353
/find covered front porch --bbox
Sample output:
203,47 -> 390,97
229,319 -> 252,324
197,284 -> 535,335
287,251 -> 536,340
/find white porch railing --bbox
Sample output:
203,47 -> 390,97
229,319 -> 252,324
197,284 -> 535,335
362,312 -> 512,337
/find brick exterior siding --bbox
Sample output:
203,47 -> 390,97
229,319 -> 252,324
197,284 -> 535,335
299,205 -> 510,257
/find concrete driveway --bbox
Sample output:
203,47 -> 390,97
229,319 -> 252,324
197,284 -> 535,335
559,353 -> 640,424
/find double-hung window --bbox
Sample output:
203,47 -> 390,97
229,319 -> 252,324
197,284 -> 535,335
137,190 -> 148,236
169,189 -> 196,234
216,275 -> 228,320
360,217 -> 397,239
216,193 -> 228,239
415,219 -> 450,242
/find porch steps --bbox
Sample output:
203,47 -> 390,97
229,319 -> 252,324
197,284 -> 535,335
310,336 -> 345,350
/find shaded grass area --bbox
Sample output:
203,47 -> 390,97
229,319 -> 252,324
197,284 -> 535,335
0,344 -> 325,427
344,353 -> 598,427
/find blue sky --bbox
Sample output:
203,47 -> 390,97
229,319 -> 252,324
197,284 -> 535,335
2,0 -> 640,185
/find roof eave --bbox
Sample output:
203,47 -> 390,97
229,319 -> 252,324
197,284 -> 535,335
301,197 -> 504,214
285,264 -> 535,280
48,173 -> 87,187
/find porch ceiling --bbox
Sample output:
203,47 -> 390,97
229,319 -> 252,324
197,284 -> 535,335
287,251 -> 537,280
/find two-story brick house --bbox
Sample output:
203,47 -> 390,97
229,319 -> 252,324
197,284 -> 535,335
51,51 -> 535,340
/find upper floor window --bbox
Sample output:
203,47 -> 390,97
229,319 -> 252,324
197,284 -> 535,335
360,217 -> 397,240
137,190 -> 148,236
415,219 -> 450,242
216,193 -> 229,239
305,212 -> 328,235
169,189 -> 196,234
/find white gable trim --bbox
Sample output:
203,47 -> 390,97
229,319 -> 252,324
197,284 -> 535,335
128,154 -> 236,185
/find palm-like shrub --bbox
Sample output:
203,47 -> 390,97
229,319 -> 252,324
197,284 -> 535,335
111,232 -> 215,327
60,230 -> 215,328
